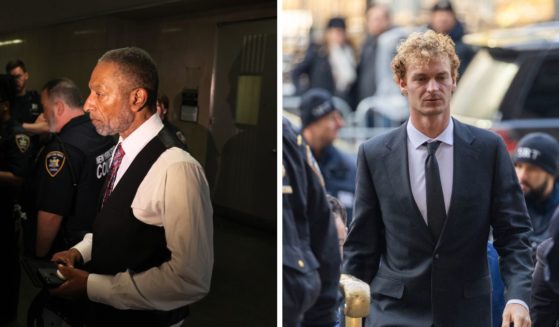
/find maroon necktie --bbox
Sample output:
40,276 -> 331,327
102,143 -> 125,207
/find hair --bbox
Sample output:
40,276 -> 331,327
391,30 -> 460,82
42,78 -> 83,109
0,74 -> 16,104
98,47 -> 158,112
5,59 -> 27,74
327,194 -> 347,225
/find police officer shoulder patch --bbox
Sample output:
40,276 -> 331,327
282,163 -> 293,194
45,151 -> 66,177
15,134 -> 31,153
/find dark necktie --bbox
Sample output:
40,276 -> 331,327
101,143 -> 125,207
424,141 -> 446,241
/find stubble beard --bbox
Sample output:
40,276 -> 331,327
93,108 -> 134,136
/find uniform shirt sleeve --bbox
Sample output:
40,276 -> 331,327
36,143 -> 83,216
6,133 -> 33,177
87,152 -> 214,310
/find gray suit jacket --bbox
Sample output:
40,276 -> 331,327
342,118 -> 533,327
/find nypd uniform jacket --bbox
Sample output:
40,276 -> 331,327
283,118 -> 341,326
0,118 -> 33,184
316,144 -> 356,221
32,114 -> 115,251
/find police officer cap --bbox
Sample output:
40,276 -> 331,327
300,88 -> 336,129
514,132 -> 559,176
327,17 -> 346,30
431,0 -> 454,13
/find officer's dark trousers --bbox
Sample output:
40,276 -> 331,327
0,204 -> 20,324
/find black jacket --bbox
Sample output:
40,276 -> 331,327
343,119 -> 533,327
282,118 -> 340,326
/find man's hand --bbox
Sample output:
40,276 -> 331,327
48,264 -> 89,300
502,303 -> 531,327
51,248 -> 82,268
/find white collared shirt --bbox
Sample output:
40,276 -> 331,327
113,113 -> 164,188
407,119 -> 454,224
73,113 -> 214,311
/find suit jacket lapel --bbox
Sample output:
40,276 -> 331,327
436,118 -> 479,250
383,123 -> 435,246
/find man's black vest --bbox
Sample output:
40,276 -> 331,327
87,128 -> 189,326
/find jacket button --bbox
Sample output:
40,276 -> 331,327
298,259 -> 305,268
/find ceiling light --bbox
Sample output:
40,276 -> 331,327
0,39 -> 23,47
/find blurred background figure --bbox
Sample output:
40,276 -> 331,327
513,132 -> 559,254
300,88 -> 356,220
157,93 -> 188,150
6,59 -> 42,124
0,74 -> 32,325
530,235 -> 559,326
427,1 -> 474,77
6,59 -> 49,135
355,3 -> 410,128
292,17 -> 356,108
488,132 -> 559,326
356,4 -> 392,104
536,208 -> 559,324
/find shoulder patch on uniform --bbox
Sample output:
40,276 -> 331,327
45,151 -> 66,177
15,134 -> 31,153
282,163 -> 293,194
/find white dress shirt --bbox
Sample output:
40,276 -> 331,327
406,119 -> 527,311
73,113 -> 214,311
407,119 -> 454,223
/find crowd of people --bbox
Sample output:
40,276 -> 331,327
291,1 -> 474,127
283,8 -> 559,326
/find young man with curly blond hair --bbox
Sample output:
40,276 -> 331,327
341,30 -> 533,327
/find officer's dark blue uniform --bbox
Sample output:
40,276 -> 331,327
283,118 -> 340,327
0,75 -> 33,324
11,90 -> 42,124
26,114 -> 115,256
315,145 -> 356,221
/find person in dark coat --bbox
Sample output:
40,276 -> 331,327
0,74 -> 33,325
531,235 -> 559,326
292,17 -> 356,108
283,117 -> 341,327
428,1 -> 474,77
299,88 -> 356,221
